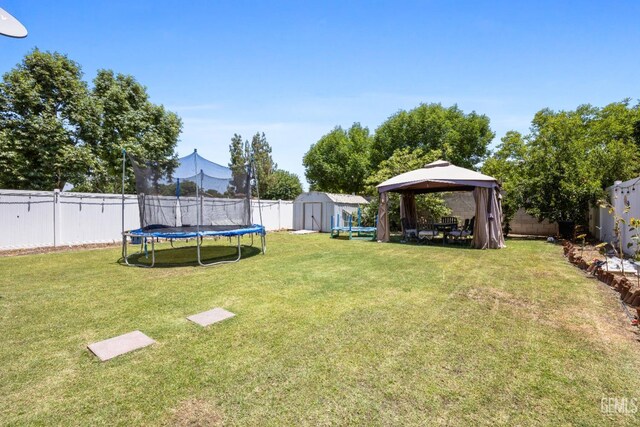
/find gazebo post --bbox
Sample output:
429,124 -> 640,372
377,191 -> 390,242
375,159 -> 505,249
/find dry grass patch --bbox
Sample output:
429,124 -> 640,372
166,398 -> 225,427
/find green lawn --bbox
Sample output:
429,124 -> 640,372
1,233 -> 640,426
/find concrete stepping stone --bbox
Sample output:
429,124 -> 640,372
187,307 -> 235,327
88,330 -> 155,361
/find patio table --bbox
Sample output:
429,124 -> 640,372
431,223 -> 458,244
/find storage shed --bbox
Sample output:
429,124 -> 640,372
293,192 -> 369,232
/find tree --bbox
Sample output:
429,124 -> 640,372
0,49 -> 96,190
518,101 -> 640,224
363,147 -> 451,229
303,123 -> 372,193
83,70 -> 181,193
263,169 -> 303,200
229,132 -> 276,197
371,103 -> 494,169
481,131 -> 527,235
0,50 -> 182,192
229,133 -> 248,194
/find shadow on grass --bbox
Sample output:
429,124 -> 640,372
330,236 -> 377,241
119,243 -> 262,268
376,235 -> 520,250
373,234 -> 478,250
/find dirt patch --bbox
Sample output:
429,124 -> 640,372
555,280 -> 639,349
166,398 -> 225,427
464,287 -> 531,310
0,242 -> 120,257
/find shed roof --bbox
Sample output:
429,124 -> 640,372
296,191 -> 369,204
324,192 -> 369,204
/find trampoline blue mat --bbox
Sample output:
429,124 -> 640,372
128,224 -> 265,239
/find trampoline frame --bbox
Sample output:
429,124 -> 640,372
120,148 -> 267,268
122,225 -> 266,268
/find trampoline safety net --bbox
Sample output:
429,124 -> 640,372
128,150 -> 252,233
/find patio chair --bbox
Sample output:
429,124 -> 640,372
447,216 -> 475,244
440,216 -> 459,230
417,220 -> 439,245
401,217 -> 418,243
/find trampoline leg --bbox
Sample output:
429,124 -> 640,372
122,233 -> 156,268
121,234 -> 127,259
122,234 -> 129,265
150,239 -> 155,267
197,235 -> 242,267
261,232 -> 266,254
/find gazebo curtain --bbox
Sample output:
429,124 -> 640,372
376,187 -> 505,249
471,187 -> 505,249
376,192 -> 390,242
374,159 -> 505,249
400,193 -> 417,230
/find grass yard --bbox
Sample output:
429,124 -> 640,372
2,233 -> 640,426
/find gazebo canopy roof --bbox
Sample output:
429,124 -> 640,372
376,160 -> 499,194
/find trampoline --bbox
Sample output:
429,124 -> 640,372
330,208 -> 377,240
121,149 -> 266,267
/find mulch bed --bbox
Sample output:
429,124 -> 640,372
563,240 -> 640,326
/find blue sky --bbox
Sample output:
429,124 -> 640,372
1,1 -> 639,188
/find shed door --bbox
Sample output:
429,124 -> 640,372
303,202 -> 322,231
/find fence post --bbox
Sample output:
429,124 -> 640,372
278,199 -> 282,230
53,189 -> 61,247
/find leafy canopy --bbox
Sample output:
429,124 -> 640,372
229,132 -> 276,198
86,70 -> 181,193
363,147 -> 450,229
303,123 -> 372,194
371,103 -> 494,169
229,132 -> 302,200
481,131 -> 526,234
0,49 -> 182,192
522,103 -> 640,223
0,50 -> 95,190
490,100 -> 640,224
263,170 -> 303,200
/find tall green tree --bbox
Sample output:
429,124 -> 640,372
263,169 -> 303,200
363,147 -> 450,229
84,70 -> 181,193
518,101 -> 640,224
0,50 -> 182,192
371,103 -> 494,169
0,50 -> 96,190
481,131 -> 527,234
303,123 -> 372,194
229,132 -> 277,197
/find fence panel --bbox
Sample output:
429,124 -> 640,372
0,190 -> 56,249
0,189 -> 294,250
252,200 -> 292,230
58,193 -> 139,246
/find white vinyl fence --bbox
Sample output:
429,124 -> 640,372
591,178 -> 640,255
0,189 -> 293,250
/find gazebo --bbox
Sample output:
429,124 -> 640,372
376,160 -> 506,249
